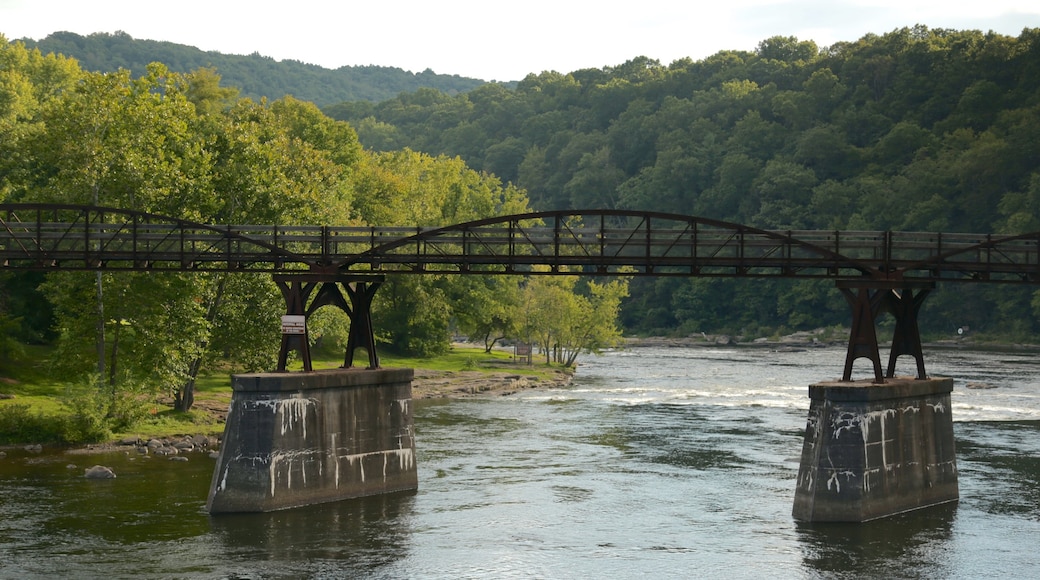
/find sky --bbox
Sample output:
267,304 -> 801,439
3,0 -> 1040,81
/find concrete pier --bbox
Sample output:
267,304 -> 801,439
792,377 -> 958,522
206,368 -> 417,513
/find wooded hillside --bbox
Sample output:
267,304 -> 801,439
324,26 -> 1040,339
16,31 -> 489,105
6,25 -> 1040,343
3,37 -> 625,426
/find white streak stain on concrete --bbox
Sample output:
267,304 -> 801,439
268,449 -> 319,497
278,398 -> 315,438
248,397 -> 316,438
218,464 -> 231,491
336,448 -> 416,483
331,433 -> 339,488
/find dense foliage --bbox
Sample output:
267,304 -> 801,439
325,26 -> 1040,340
2,35 -> 620,436
16,31 -> 490,106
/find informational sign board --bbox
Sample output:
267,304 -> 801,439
281,315 -> 306,335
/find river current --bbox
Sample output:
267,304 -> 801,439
1,346 -> 1039,579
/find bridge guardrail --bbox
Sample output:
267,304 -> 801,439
0,205 -> 1037,282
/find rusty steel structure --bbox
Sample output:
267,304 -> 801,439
2,204 -> 1039,380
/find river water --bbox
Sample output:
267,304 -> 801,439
1,346 -> 1039,579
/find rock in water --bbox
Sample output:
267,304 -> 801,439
84,465 -> 116,479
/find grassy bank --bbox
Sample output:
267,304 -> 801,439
0,344 -> 565,446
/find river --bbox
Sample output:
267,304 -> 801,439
1,346 -> 1038,579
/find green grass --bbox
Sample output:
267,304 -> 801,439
287,343 -> 567,380
1,343 -> 567,445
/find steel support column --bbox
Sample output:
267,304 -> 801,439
839,284 -> 886,383
342,281 -> 381,369
274,273 -> 384,372
837,280 -> 934,383
883,286 -> 932,380
275,278 -> 318,372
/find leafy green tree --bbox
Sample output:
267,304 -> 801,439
9,60 -> 361,410
450,276 -> 523,352
185,67 -> 240,115
997,173 -> 1040,234
350,149 -> 531,356
520,275 -> 628,367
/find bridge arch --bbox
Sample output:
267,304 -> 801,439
340,209 -> 882,279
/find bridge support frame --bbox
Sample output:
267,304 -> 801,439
274,273 -> 384,372
838,280 -> 934,383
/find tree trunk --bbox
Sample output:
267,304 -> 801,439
95,271 -> 105,377
175,377 -> 196,412
175,275 -> 227,412
107,320 -> 119,386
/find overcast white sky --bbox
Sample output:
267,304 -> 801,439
3,1 -> 1040,81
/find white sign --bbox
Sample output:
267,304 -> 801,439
281,315 -> 306,335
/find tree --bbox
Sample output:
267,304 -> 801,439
520,275 -> 629,367
450,276 -> 523,352
13,62 -> 359,411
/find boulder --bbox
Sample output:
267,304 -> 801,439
84,465 -> 116,479
173,440 -> 195,451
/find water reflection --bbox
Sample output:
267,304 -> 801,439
210,491 -> 417,573
796,503 -> 957,578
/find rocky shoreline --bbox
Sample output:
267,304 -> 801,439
64,433 -> 220,459
411,368 -> 573,399
6,366 -> 573,456
623,330 -> 845,349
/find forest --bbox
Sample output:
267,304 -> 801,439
0,34 -> 626,437
16,31 -> 489,105
3,25 -> 1040,439
322,25 -> 1040,340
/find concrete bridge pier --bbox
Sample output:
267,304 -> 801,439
794,280 -> 957,522
792,377 -> 958,521
206,368 -> 417,513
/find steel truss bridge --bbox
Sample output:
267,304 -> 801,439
2,204 -> 1039,381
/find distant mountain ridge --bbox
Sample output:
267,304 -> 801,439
16,31 -> 490,105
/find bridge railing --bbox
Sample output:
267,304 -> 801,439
1,205 -> 1037,281
340,221 -> 881,277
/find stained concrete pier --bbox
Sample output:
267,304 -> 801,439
207,368 -> 416,513
792,377 -> 958,522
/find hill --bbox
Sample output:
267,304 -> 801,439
323,25 -> 1040,338
15,30 -> 489,105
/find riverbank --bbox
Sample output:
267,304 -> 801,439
0,355 -> 573,454
412,367 -> 573,399
623,329 -> 1040,352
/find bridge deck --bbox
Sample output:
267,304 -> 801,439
1,204 -> 1038,282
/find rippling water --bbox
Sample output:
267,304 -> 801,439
1,346 -> 1038,578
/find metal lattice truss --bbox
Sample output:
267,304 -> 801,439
1,205 -> 1039,283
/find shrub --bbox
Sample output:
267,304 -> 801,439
61,374 -> 153,443
0,403 -> 67,444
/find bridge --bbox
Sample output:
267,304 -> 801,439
2,203 -> 1039,380
5,204 -> 1029,520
